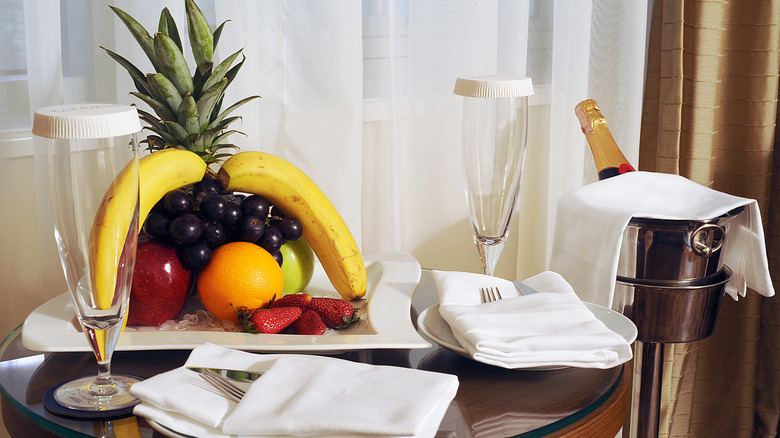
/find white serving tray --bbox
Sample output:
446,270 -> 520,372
22,252 -> 431,353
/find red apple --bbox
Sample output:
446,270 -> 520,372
127,236 -> 194,326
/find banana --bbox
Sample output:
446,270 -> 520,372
89,148 -> 207,309
217,151 -> 367,300
88,156 -> 140,311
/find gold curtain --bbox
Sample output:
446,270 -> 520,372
639,0 -> 780,436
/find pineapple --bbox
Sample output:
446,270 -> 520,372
101,0 -> 259,166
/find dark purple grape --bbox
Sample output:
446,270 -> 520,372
221,202 -> 242,227
200,193 -> 227,221
238,215 -> 265,242
163,189 -> 194,215
169,213 -> 202,245
258,226 -> 283,253
202,221 -> 226,248
271,206 -> 285,217
145,212 -> 170,239
182,240 -> 212,270
228,193 -> 245,204
267,206 -> 285,227
192,176 -> 224,201
271,251 -> 283,266
267,216 -> 282,228
241,195 -> 270,218
278,216 -> 303,241
150,198 -> 165,213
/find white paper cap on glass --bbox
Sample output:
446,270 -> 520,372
33,104 -> 141,139
453,75 -> 534,98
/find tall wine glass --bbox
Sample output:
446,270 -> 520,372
33,104 -> 142,413
455,76 -> 533,276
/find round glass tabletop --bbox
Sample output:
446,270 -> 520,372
0,271 -> 632,438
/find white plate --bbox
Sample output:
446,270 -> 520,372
417,302 -> 637,368
22,252 -> 431,353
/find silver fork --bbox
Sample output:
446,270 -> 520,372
480,287 -> 503,303
199,368 -> 246,402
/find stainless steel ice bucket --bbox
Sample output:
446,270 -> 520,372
617,206 -> 743,282
612,266 -> 731,343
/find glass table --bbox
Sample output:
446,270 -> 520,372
0,271 -> 632,437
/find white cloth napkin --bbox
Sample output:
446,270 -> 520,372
549,171 -> 774,307
131,343 -> 459,438
432,270 -> 632,369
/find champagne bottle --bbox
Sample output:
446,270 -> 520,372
575,99 -> 635,180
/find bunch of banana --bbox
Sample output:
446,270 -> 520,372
89,149 -> 207,309
218,152 -> 367,300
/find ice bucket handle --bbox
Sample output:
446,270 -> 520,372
690,223 -> 725,258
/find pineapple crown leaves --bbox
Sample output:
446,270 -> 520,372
104,0 -> 260,165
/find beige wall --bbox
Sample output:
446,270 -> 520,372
0,153 -> 66,438
0,154 -> 67,336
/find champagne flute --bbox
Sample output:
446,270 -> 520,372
33,104 -> 142,413
455,76 -> 533,276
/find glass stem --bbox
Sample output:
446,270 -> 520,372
90,359 -> 119,396
84,325 -> 121,395
476,241 -> 505,276
95,360 -> 114,385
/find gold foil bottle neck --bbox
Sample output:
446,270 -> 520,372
574,98 -> 636,180
574,99 -> 607,137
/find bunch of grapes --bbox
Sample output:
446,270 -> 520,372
143,176 -> 303,270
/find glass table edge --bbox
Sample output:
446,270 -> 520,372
0,324 -> 95,438
510,363 -> 627,438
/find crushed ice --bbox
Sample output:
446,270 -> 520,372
127,310 -> 237,332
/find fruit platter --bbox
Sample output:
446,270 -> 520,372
22,251 -> 430,353
23,1 -> 430,354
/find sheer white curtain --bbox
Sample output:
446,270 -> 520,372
357,0 -> 650,280
0,0 -> 650,340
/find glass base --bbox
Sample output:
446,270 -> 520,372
53,374 -> 141,411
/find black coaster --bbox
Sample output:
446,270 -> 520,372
43,377 -> 141,420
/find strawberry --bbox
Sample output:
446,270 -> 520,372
269,293 -> 312,310
238,306 -> 302,334
290,309 -> 327,335
309,297 -> 359,328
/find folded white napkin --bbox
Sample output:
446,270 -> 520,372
130,343 -> 275,437
432,270 -> 632,369
131,343 -> 459,438
549,171 -> 774,307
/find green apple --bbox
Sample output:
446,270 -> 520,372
280,237 -> 315,295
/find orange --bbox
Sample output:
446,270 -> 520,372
197,242 -> 284,324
